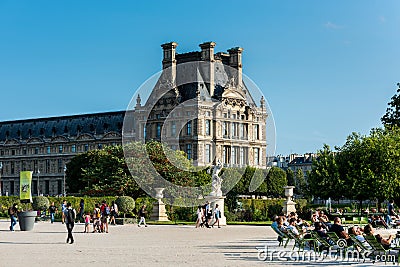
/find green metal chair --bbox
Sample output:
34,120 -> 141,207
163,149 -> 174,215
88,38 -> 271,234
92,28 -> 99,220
310,231 -> 333,255
349,234 -> 372,263
364,235 -> 398,265
286,228 -> 316,252
326,232 -> 349,248
271,226 -> 292,248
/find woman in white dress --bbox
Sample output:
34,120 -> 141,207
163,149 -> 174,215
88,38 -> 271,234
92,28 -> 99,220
195,205 -> 204,228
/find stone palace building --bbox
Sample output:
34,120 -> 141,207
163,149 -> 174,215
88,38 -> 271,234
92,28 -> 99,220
0,41 -> 267,196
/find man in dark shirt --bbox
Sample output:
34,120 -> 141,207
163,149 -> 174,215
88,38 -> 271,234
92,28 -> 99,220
49,202 -> 57,224
329,217 -> 353,246
386,199 -> 400,227
78,199 -> 85,223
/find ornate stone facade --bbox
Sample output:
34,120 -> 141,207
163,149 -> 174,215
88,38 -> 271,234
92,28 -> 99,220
0,111 -> 124,196
130,42 -> 267,168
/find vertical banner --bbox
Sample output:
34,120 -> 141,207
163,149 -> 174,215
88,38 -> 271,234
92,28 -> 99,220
20,171 -> 33,203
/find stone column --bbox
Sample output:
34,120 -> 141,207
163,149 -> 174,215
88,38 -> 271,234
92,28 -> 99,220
282,186 -> 296,216
150,188 -> 169,222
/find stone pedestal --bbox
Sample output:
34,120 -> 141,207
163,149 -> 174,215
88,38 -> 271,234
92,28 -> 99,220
150,188 -> 169,222
150,200 -> 169,221
207,196 -> 226,226
282,186 -> 296,216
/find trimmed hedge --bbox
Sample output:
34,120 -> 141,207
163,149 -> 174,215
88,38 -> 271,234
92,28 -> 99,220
232,198 -> 309,221
32,196 -> 50,211
115,196 -> 135,218
0,196 -> 308,222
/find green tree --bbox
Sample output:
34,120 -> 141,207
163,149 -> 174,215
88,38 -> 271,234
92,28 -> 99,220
265,167 -> 287,197
124,141 -> 211,201
308,144 -> 344,201
338,128 -> 400,209
66,145 -> 144,197
115,196 -> 135,218
295,169 -> 307,196
286,169 -> 295,186
381,83 -> 400,127
68,141 -> 212,199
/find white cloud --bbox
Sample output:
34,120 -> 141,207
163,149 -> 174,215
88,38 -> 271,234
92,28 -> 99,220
324,21 -> 342,29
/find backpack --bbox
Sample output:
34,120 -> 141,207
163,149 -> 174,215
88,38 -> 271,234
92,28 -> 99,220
67,209 -> 75,223
8,207 -> 14,216
104,206 -> 110,216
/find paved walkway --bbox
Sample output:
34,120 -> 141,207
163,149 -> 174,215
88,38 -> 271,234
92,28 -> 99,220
0,220 -> 396,266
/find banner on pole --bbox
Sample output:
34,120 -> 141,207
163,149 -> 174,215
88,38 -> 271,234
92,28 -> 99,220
20,171 -> 33,203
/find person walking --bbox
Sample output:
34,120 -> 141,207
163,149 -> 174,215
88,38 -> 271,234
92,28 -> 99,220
9,204 -> 18,231
138,205 -> 148,227
100,200 -> 110,233
211,204 -> 221,228
64,202 -> 76,244
195,205 -> 203,228
109,201 -> 118,225
49,202 -> 57,224
84,212 -> 91,233
92,203 -> 101,233
78,199 -> 85,223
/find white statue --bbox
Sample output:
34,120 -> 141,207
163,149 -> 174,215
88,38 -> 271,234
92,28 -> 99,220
211,159 -> 223,197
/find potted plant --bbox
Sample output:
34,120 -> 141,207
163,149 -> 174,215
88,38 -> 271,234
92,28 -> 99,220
18,202 -> 37,231
115,196 -> 135,224
32,196 -> 50,221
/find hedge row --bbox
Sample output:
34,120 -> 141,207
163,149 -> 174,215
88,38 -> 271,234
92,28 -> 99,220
226,198 -> 309,222
0,196 -> 308,222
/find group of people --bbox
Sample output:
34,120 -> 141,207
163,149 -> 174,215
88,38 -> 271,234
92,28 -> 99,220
271,212 -> 312,241
195,201 -> 221,228
7,199 -> 119,244
272,209 -> 398,251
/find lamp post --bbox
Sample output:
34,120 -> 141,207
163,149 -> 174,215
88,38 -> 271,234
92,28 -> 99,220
37,169 -> 40,196
0,161 -> 3,196
63,165 -> 67,197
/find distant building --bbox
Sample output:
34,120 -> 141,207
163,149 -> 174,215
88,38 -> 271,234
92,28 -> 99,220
270,153 -> 316,176
0,111 -> 123,196
287,153 -> 316,176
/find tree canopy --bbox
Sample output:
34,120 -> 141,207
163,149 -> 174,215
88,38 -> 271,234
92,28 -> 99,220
66,145 -> 145,198
309,128 -> 400,206
381,83 -> 400,127
66,141 -> 212,199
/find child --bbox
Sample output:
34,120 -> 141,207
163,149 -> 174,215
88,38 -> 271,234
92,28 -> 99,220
92,204 -> 101,233
84,212 -> 91,233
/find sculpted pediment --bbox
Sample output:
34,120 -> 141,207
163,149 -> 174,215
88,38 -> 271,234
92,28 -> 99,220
102,131 -> 121,139
222,89 -> 247,107
222,89 -> 246,100
27,137 -> 44,144
4,139 -> 20,145
76,133 -> 95,141
51,135 -> 69,143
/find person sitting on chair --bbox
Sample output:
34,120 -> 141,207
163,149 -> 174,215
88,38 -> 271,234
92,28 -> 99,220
329,217 -> 353,246
364,224 -> 395,250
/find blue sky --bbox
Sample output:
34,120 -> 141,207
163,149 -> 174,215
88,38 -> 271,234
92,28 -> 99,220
0,0 -> 399,155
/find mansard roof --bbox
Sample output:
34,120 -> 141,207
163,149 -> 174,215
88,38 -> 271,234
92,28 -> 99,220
0,111 -> 125,141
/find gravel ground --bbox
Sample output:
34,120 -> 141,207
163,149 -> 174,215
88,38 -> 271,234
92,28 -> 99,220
0,220 -> 397,266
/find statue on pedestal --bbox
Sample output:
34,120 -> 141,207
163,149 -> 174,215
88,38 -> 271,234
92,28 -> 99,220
211,159 -> 223,197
